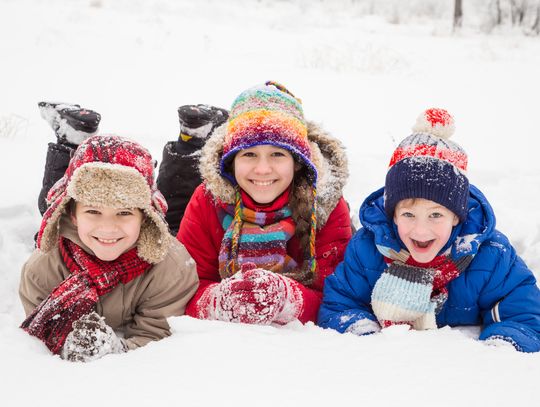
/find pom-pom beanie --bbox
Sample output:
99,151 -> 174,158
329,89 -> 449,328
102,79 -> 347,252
384,108 -> 469,221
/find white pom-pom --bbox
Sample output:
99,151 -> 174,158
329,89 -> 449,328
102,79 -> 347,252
412,108 -> 455,139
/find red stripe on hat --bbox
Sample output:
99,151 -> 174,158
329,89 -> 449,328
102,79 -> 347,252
388,145 -> 467,172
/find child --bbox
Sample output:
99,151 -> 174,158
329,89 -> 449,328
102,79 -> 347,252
178,81 -> 352,325
318,108 -> 540,352
19,135 -> 199,362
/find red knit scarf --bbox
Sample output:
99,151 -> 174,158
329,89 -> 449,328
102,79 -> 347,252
21,238 -> 151,354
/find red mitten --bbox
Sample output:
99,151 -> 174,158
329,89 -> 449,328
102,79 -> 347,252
198,264 -> 304,325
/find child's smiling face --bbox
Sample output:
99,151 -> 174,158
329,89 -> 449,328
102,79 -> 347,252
394,198 -> 459,263
71,202 -> 143,261
233,145 -> 296,204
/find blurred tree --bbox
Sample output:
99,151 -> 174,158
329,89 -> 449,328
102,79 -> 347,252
487,0 -> 540,35
510,0 -> 527,25
533,3 -> 540,33
492,0 -> 502,25
454,0 -> 463,29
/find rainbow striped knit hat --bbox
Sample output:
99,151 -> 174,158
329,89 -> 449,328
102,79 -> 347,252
384,108 -> 469,221
220,81 -> 317,185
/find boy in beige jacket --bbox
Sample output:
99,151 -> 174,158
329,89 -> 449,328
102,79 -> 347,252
19,134 -> 198,362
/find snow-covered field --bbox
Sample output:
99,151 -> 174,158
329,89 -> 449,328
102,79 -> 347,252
1,0 -> 539,405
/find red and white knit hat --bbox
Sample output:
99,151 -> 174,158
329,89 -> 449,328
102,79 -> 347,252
384,108 -> 469,221
37,135 -> 171,264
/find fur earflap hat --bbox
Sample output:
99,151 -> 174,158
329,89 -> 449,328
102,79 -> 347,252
37,135 -> 171,264
384,108 -> 469,221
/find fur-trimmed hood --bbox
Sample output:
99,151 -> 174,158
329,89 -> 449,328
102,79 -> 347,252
199,121 -> 348,228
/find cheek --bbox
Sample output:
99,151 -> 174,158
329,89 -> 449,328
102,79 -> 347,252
73,219 -> 91,243
436,223 -> 454,241
128,219 -> 143,239
395,224 -> 410,245
232,161 -> 247,181
282,162 -> 295,183
393,218 -> 409,238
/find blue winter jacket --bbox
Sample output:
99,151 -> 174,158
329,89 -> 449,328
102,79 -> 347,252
319,185 -> 540,352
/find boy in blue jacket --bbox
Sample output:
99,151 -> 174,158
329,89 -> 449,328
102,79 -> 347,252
319,108 -> 540,352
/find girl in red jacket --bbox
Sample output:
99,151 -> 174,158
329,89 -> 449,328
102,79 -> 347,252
178,81 -> 352,325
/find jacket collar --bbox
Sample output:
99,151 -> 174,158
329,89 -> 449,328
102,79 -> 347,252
360,184 -> 496,259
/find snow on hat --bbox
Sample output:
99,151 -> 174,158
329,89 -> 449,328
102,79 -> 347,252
220,80 -> 317,185
384,108 -> 469,221
37,135 -> 171,264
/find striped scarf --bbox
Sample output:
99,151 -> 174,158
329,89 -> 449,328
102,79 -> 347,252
371,244 -> 474,329
21,238 -> 151,354
218,191 -> 298,279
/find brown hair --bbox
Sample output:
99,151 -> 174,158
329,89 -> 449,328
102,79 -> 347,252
289,163 -> 313,252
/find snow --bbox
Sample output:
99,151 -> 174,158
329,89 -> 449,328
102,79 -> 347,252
1,0 -> 539,405
455,233 -> 480,253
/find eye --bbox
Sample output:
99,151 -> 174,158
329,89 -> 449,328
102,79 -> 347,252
118,210 -> 134,216
271,151 -> 286,157
85,209 -> 100,215
400,211 -> 414,218
239,151 -> 256,158
430,212 -> 443,219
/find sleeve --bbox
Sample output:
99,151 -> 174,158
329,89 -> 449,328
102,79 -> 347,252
156,141 -> 203,235
123,244 -> 199,350
19,250 -> 66,316
177,185 -> 223,318
295,197 -> 353,323
477,241 -> 540,353
317,230 -> 382,334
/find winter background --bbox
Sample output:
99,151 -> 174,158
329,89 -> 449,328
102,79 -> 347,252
1,0 -> 540,405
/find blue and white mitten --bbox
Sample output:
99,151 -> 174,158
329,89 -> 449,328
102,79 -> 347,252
371,263 -> 437,330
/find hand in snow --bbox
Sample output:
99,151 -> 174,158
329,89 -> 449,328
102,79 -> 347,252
61,312 -> 126,362
483,336 -> 518,350
206,265 -> 303,325
345,318 -> 381,336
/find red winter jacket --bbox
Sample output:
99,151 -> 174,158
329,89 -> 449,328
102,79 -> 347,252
178,184 -> 352,323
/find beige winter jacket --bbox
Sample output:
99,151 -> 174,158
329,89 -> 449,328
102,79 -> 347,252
19,215 -> 199,350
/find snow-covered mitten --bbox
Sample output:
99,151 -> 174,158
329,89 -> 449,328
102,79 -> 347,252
345,318 -> 381,336
371,263 -> 437,330
60,312 -> 126,362
199,265 -> 303,325
483,336 -> 518,350
38,101 -> 101,147
176,104 -> 228,152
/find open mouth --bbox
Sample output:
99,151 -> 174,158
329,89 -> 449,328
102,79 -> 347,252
412,239 -> 434,249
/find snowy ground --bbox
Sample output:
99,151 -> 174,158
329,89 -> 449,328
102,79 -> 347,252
1,1 -> 539,406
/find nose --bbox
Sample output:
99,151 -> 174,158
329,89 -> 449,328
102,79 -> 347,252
253,156 -> 272,174
412,219 -> 431,238
96,216 -> 120,235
